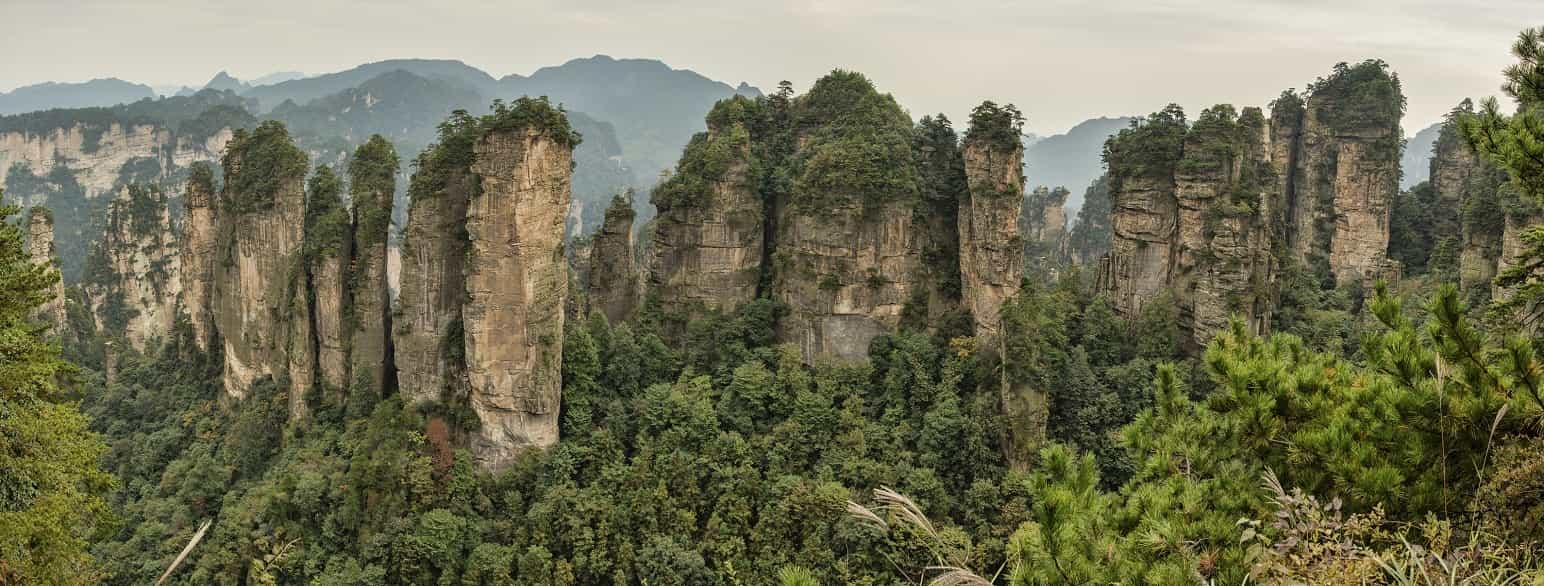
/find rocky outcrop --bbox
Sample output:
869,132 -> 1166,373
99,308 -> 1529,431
25,207 -> 67,334
1098,105 -> 1278,348
0,123 -> 232,202
179,164 -> 219,353
213,122 -> 310,400
1098,107 -> 1184,322
395,133 -> 475,406
462,116 -> 575,471
648,97 -> 764,328
1021,186 -> 1070,270
1288,62 -> 1403,285
306,166 -> 352,392
348,136 -> 399,397
83,184 -> 183,352
959,121 -> 1026,340
586,193 -> 641,324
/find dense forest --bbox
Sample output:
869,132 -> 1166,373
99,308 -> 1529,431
4,25 -> 1544,586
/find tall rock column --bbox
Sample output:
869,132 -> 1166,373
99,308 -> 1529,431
587,192 -> 641,324
82,184 -> 183,352
463,101 -> 576,471
1289,61 -> 1404,285
214,122 -> 310,400
959,108 -> 1027,339
648,96 -> 764,330
306,166 -> 353,393
348,136 -> 399,398
1097,106 -> 1185,321
25,207 -> 67,334
180,163 -> 219,353
395,121 -> 477,406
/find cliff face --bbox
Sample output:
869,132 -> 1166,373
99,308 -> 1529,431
586,193 -> 641,324
348,136 -> 399,397
1021,186 -> 1070,272
648,101 -> 764,326
83,184 -> 183,352
305,166 -> 352,393
1098,105 -> 1278,348
1289,63 -> 1403,285
25,207 -> 67,333
213,122 -> 311,399
0,123 -> 232,201
463,123 -> 573,471
179,164 -> 219,353
393,158 -> 472,404
959,131 -> 1026,339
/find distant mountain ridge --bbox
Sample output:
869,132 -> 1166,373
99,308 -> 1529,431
0,78 -> 157,116
1024,116 -> 1136,218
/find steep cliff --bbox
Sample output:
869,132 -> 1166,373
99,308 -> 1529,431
462,99 -> 577,470
25,206 -> 67,334
213,121 -> 310,400
82,184 -> 183,352
771,72 -> 925,361
348,136 -> 399,398
648,96 -> 764,330
1097,105 -> 1279,348
395,113 -> 476,407
179,164 -> 220,353
1021,185 -> 1070,273
958,102 -> 1028,341
1289,61 -> 1404,285
910,114 -> 968,326
306,166 -> 353,392
1098,106 -> 1185,321
587,192 -> 641,324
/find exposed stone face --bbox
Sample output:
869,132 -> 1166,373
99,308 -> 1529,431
0,124 -> 232,202
773,199 -> 921,362
648,121 -> 763,323
586,194 -> 641,324
25,207 -> 67,334
395,166 -> 473,406
313,249 -> 350,391
1099,173 -> 1177,321
1289,77 -> 1403,286
83,184 -> 183,352
179,166 -> 219,353
959,138 -> 1026,339
1021,186 -> 1070,270
348,137 -> 399,398
214,126 -> 310,400
463,126 -> 572,471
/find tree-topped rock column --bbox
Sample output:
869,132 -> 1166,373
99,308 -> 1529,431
959,101 -> 1027,340
395,113 -> 478,407
587,191 -> 641,324
648,96 -> 764,332
179,163 -> 219,353
348,135 -> 399,399
214,121 -> 310,400
463,98 -> 577,471
306,166 -> 352,393
25,206 -> 67,335
82,183 -> 182,353
1096,106 -> 1185,323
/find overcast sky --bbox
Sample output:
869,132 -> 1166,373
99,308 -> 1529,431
1,0 -> 1538,135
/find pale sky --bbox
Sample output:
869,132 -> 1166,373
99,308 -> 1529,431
1,0 -> 1538,135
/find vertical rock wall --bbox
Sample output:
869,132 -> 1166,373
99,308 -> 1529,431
83,184 -> 183,352
348,136 -> 399,398
463,125 -> 573,470
179,164 -> 219,353
586,193 -> 641,324
395,159 -> 474,406
25,207 -> 67,334
959,136 -> 1026,339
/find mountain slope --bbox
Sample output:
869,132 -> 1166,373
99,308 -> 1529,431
1401,121 -> 1442,189
0,78 -> 157,115
243,59 -> 498,111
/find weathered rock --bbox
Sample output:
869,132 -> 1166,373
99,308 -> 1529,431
1289,63 -> 1403,285
463,119 -> 574,471
83,184 -> 183,352
648,100 -> 764,328
395,139 -> 474,406
213,122 -> 310,400
911,115 -> 968,324
305,166 -> 352,392
0,123 -> 232,202
960,128 -> 1026,339
179,164 -> 219,353
587,192 -> 641,324
25,207 -> 67,334
348,136 -> 399,397
1021,186 -> 1070,270
1098,108 -> 1184,322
